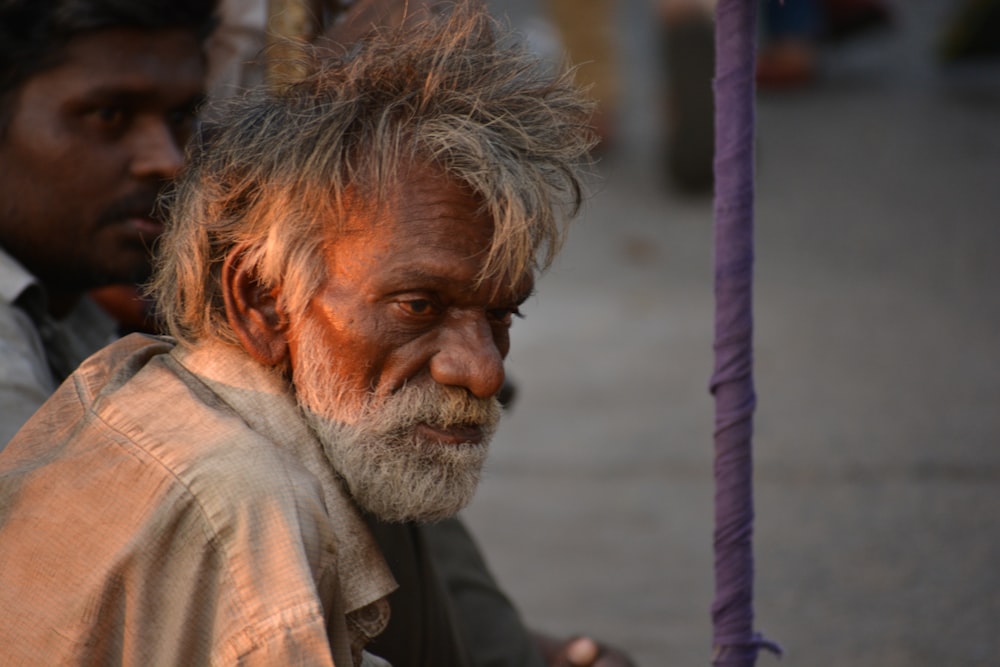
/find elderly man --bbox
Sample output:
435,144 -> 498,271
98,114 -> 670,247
0,5 -> 628,666
0,0 -> 218,445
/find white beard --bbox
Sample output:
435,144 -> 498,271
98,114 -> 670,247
293,321 -> 500,523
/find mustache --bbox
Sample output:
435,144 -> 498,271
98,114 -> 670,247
96,188 -> 164,227
356,381 -> 501,432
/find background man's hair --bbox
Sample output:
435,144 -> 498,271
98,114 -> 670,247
0,0 -> 218,132
152,1 -> 596,350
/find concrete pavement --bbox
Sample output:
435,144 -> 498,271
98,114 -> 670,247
468,1 -> 1000,665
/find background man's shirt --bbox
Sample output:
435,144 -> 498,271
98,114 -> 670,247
0,246 -> 116,446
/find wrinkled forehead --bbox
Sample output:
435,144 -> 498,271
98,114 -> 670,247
329,167 -> 491,259
324,165 -> 533,297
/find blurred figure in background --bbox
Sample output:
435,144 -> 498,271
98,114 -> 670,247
659,0 -> 716,193
0,0 -> 217,446
757,0 -> 893,88
546,0 -> 620,151
655,0 -> 891,192
939,0 -> 1000,63
755,0 -> 824,88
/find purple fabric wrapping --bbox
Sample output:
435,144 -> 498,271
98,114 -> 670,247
709,0 -> 781,665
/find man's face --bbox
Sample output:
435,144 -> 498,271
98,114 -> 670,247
288,170 -> 534,522
0,27 -> 206,313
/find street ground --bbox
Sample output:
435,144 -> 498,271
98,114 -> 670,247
468,1 -> 1000,665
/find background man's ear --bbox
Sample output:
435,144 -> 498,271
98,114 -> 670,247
222,249 -> 289,367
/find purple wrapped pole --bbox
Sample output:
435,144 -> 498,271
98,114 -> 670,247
709,0 -> 781,665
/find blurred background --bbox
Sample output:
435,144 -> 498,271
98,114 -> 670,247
466,0 -> 1000,664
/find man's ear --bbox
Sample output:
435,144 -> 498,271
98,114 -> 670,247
222,248 -> 289,367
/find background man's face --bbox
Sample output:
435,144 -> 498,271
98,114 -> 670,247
0,27 -> 205,307
287,169 -> 534,521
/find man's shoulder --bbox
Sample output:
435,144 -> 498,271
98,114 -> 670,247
0,335 -> 335,608
0,336 -> 342,666
4,333 -> 325,507
91,336 -> 325,496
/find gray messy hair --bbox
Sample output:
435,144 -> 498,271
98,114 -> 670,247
151,1 -> 596,347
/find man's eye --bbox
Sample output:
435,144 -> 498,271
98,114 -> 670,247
399,299 -> 438,317
487,307 -> 524,327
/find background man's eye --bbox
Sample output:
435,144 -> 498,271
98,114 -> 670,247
96,107 -> 125,124
168,108 -> 198,129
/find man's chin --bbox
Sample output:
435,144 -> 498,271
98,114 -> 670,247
345,440 -> 489,524
362,494 -> 477,525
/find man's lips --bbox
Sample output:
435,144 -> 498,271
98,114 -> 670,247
416,422 -> 486,445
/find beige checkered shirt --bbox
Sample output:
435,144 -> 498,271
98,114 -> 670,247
0,334 -> 397,666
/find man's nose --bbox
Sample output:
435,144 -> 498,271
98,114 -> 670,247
429,315 -> 506,399
130,119 -> 186,181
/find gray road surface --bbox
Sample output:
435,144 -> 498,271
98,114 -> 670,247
467,1 -> 1000,665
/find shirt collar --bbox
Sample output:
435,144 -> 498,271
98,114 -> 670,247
0,245 -> 44,312
171,340 -> 398,618
0,245 -> 118,382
